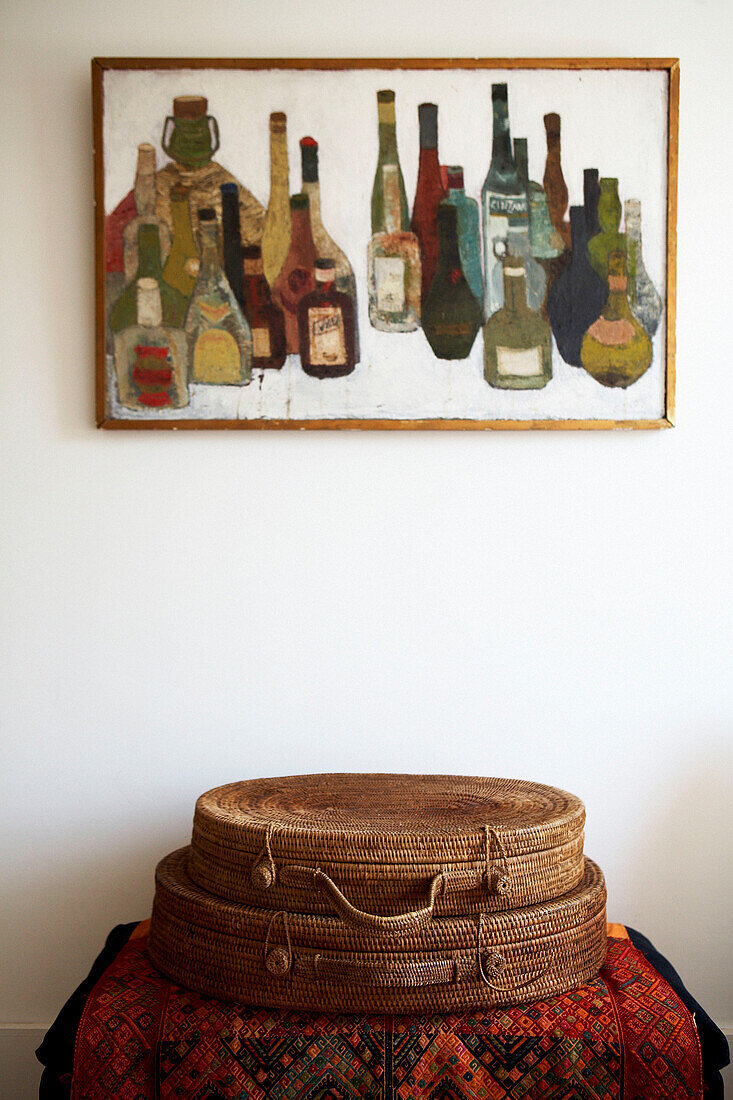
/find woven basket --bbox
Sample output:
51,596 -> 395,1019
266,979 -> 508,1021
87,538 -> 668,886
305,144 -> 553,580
149,847 -> 606,1012
189,774 -> 585,920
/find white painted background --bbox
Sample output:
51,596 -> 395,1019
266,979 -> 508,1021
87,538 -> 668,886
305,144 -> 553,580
1,0 -> 732,1096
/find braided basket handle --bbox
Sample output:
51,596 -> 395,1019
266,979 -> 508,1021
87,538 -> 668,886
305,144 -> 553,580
311,953 -> 456,988
286,866 -> 444,934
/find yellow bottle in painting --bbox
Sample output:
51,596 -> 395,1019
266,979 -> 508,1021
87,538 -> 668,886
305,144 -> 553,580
580,251 -> 652,388
193,327 -> 241,383
262,112 -> 292,286
184,208 -> 253,385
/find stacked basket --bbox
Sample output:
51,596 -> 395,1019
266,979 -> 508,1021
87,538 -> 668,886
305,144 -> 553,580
148,774 -> 607,1012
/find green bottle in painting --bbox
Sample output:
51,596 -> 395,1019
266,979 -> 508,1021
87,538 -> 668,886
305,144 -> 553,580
371,90 -> 409,235
588,177 -> 626,280
483,254 -> 552,389
580,250 -> 652,388
421,202 -> 482,360
109,223 -> 187,334
162,95 -> 220,169
162,184 -> 200,302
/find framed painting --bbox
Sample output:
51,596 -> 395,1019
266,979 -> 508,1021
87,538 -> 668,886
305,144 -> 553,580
93,57 -> 678,430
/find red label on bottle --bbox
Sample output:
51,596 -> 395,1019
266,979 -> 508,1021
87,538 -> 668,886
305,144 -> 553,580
135,344 -> 169,359
133,364 -> 174,385
137,391 -> 173,407
133,345 -> 174,402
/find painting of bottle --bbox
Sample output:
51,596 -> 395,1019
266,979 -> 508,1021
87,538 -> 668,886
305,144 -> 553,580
113,278 -> 188,410
580,250 -> 652,388
367,165 -> 421,332
421,203 -> 482,360
185,208 -> 253,385
483,255 -> 552,389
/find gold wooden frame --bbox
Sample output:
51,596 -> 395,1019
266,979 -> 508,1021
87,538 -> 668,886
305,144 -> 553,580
93,57 -> 679,431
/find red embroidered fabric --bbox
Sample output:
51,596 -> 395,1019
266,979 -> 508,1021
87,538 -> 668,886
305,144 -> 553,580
71,927 -> 702,1099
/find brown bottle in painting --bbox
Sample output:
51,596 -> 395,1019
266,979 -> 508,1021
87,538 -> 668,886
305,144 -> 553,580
298,259 -> 356,378
411,103 -> 446,303
271,194 -> 317,354
543,113 -> 570,249
241,245 -> 287,369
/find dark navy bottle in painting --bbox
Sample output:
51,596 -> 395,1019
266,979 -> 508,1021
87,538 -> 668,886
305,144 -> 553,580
547,205 -> 608,367
443,166 -> 483,304
422,203 -> 483,360
583,169 -> 601,239
221,182 -> 244,309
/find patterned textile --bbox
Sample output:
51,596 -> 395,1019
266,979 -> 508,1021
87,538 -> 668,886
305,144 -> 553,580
71,925 -> 703,1099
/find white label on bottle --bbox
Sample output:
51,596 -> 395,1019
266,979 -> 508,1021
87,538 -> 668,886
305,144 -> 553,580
375,256 -> 406,313
309,307 -> 347,366
252,327 -> 271,359
496,345 -> 543,378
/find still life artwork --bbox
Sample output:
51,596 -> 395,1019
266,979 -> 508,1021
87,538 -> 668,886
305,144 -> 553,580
93,58 -> 678,429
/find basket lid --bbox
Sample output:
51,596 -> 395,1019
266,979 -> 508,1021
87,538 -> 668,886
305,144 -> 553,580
193,774 -> 584,864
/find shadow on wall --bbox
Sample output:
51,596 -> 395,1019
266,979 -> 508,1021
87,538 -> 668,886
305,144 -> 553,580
611,730 -> 733,1020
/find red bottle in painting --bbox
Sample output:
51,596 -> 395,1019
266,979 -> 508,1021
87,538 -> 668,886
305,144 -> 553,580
272,194 -> 317,354
298,259 -> 356,378
411,103 -> 446,304
241,244 -> 287,369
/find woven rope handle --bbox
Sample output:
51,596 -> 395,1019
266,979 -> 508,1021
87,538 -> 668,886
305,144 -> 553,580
309,954 -> 456,988
286,867 -> 444,934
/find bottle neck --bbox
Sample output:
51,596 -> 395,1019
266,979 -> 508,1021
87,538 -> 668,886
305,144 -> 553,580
136,280 -> 163,327
301,180 -> 323,228
625,201 -> 642,244
134,173 -> 156,217
417,145 -> 442,183
289,207 -> 315,255
170,195 -> 194,242
315,275 -> 335,295
136,228 -> 163,278
605,275 -> 632,320
598,183 -> 621,233
437,212 -> 462,273
545,132 -> 561,162
221,191 -> 241,246
569,208 -> 590,265
514,142 -> 529,193
502,266 -> 528,314
490,97 -> 512,166
377,96 -> 399,161
269,129 -> 289,194
134,145 -> 156,216
378,119 -> 398,162
583,170 -> 600,236
199,225 -> 221,272
382,165 -> 401,235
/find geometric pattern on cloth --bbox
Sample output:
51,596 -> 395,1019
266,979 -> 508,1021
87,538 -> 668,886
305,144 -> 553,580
604,937 -> 704,1100
71,933 -> 703,1100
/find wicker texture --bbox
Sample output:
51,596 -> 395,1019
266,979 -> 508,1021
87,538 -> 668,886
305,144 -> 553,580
189,774 -> 586,916
148,848 -> 607,1013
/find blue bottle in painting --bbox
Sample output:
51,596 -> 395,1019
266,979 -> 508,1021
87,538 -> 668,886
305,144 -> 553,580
547,205 -> 608,367
443,165 -> 483,304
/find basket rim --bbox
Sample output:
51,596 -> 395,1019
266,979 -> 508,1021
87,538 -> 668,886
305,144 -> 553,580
194,773 -> 585,852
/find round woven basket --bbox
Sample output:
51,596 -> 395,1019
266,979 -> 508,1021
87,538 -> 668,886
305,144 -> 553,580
189,774 -> 585,918
148,847 -> 606,1013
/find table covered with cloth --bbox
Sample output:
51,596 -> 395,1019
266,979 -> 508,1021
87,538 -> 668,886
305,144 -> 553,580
37,920 -> 729,1099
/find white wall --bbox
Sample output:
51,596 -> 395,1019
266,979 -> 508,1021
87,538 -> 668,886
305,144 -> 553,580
2,0 -> 732,1095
